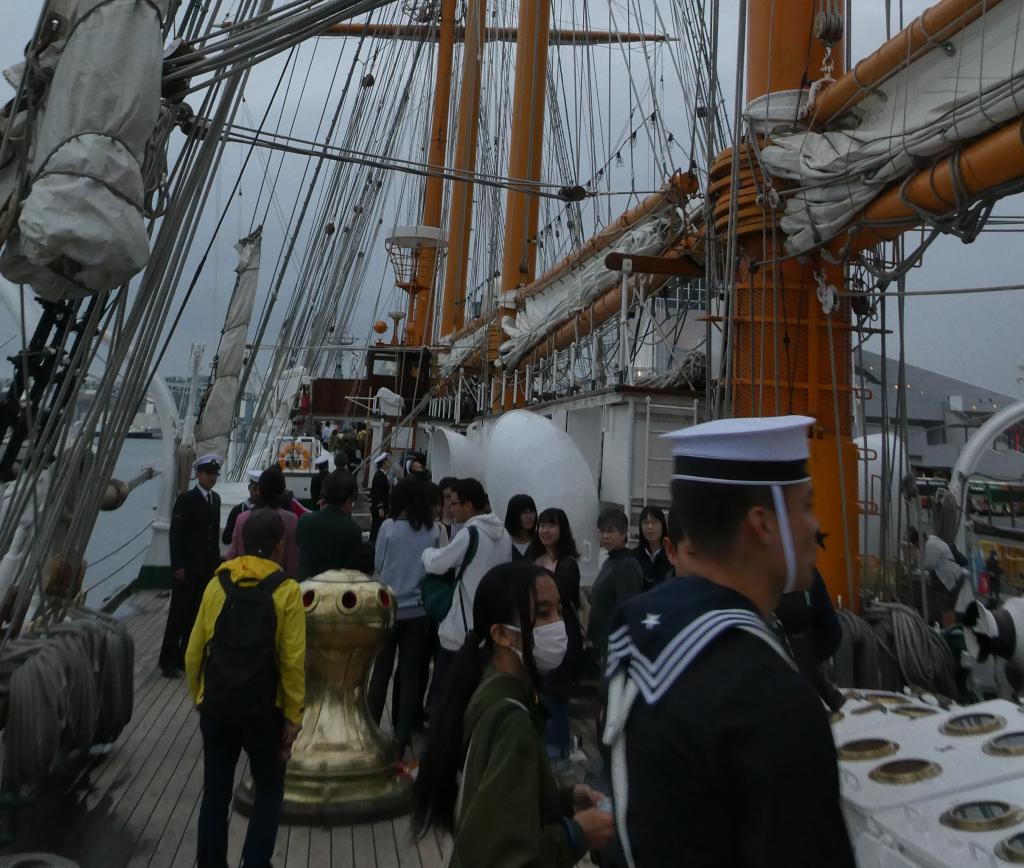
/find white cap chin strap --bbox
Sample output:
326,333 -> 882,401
771,485 -> 798,594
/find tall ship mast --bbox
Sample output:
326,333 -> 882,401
0,0 -> 1022,864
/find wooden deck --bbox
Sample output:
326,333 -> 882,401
0,591 -> 450,868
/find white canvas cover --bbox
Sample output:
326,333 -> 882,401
759,2 -> 1024,255
496,202 -> 682,371
193,228 -> 262,461
0,0 -> 170,300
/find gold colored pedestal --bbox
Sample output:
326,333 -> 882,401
236,569 -> 411,823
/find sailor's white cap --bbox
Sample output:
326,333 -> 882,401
193,453 -> 224,474
373,451 -> 391,466
247,469 -> 262,483
314,454 -> 330,467
662,415 -> 814,486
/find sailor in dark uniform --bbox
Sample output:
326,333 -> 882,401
369,451 -> 391,543
602,416 -> 854,868
310,454 -> 330,506
773,560 -> 845,712
159,453 -> 223,678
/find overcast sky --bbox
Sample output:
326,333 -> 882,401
1,0 -> 1022,399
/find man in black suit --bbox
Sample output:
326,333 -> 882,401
159,453 -> 223,677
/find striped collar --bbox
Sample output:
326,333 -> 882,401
605,576 -> 793,706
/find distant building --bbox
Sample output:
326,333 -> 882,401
164,375 -> 212,419
856,350 -> 1024,479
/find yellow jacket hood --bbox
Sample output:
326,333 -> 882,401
184,556 -> 306,724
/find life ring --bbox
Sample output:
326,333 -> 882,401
277,441 -> 311,470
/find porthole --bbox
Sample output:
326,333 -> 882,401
892,706 -> 939,719
941,713 -> 1006,737
984,732 -> 1024,758
868,758 -> 941,785
838,738 -> 899,762
996,831 -> 1024,864
940,801 -> 1023,832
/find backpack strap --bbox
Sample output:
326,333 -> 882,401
219,569 -> 287,595
462,525 -> 479,570
454,526 -> 479,633
218,569 -> 234,596
259,570 -> 287,595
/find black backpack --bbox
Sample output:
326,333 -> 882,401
202,569 -> 287,724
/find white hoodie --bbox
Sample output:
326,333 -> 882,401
421,512 -> 513,651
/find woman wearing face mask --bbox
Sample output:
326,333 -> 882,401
528,508 -> 584,761
505,493 -> 539,560
632,505 -> 673,589
413,562 -> 613,866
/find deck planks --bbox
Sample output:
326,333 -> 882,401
0,590 -> 519,867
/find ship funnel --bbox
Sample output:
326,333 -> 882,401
430,427 -> 485,481
483,411 -> 600,583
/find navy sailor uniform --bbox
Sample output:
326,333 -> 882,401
602,576 -> 855,868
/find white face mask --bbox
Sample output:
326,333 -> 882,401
502,621 -> 569,674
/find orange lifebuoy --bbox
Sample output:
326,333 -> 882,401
277,441 -> 311,470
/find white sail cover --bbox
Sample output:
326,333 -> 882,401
193,228 -> 263,461
759,2 -> 1024,255
497,204 -> 682,370
437,200 -> 683,376
0,0 -> 169,301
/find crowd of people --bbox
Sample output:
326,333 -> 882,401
170,413 -> 856,868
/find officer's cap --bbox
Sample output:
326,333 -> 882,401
663,415 -> 814,486
193,453 -> 224,474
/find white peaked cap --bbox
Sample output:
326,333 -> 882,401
314,454 -> 330,467
373,451 -> 391,466
247,470 -> 262,483
193,453 -> 224,473
663,415 -> 814,486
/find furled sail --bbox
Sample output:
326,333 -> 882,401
0,0 -> 171,300
192,227 -> 263,461
759,1 -> 1024,255
439,181 -> 690,376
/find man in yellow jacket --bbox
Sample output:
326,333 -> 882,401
185,509 -> 306,868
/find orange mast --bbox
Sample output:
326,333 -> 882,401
439,0 -> 488,338
404,0 -> 457,347
810,0 -> 1004,129
833,115 -> 1024,257
713,0 -> 860,607
494,0 -> 551,376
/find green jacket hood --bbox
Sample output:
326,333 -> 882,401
463,667 -> 540,747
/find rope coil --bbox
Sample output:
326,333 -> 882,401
831,602 -> 958,699
0,609 -> 133,791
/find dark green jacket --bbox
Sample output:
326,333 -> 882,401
589,548 -> 644,663
296,504 -> 362,579
450,668 -> 584,868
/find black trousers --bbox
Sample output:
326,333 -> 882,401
159,573 -> 208,669
368,616 -> 430,749
428,647 -> 458,717
197,710 -> 285,868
